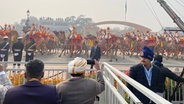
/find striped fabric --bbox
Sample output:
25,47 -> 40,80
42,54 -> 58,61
68,57 -> 87,74
0,73 -> 13,104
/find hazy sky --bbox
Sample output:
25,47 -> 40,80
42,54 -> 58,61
0,0 -> 184,32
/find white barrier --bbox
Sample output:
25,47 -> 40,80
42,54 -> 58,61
102,62 -> 172,104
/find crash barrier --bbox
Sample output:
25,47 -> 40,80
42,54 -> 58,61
101,62 -> 172,104
108,63 -> 184,104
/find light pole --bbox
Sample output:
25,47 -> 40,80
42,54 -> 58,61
23,10 -> 31,33
25,10 -> 30,27
27,10 -> 30,19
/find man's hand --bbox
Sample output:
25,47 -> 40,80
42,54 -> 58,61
0,65 -> 3,72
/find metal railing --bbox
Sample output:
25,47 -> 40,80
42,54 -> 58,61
109,63 -> 184,104
3,61 -> 95,86
101,63 -> 141,104
101,62 -> 172,104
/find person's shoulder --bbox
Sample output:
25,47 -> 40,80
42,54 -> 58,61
153,64 -> 161,70
0,41 -> 4,44
6,85 -> 23,93
56,80 -> 69,88
85,78 -> 96,82
42,84 -> 56,89
159,66 -> 170,73
131,63 -> 142,69
129,64 -> 144,75
82,78 -> 98,86
152,65 -> 162,73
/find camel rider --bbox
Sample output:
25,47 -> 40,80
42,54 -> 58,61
12,36 -> 24,68
71,26 -> 77,36
0,36 -> 10,64
46,27 -> 51,34
7,25 -> 11,32
105,27 -> 111,39
31,23 -> 36,31
12,26 -> 16,31
105,27 -> 111,44
109,39 -> 118,62
25,38 -> 36,62
4,24 -> 7,30
38,25 -> 43,32
68,26 -> 76,40
30,23 -> 37,36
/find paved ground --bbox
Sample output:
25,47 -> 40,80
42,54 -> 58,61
29,52 -> 184,64
5,51 -> 183,72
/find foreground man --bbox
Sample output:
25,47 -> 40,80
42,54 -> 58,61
56,57 -> 105,104
3,59 -> 60,104
152,54 -> 184,97
127,46 -> 161,104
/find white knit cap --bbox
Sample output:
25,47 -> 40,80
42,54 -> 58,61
68,57 -> 87,74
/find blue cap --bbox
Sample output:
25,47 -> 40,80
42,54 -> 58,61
140,46 -> 154,61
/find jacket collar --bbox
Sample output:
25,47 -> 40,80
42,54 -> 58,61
69,77 -> 83,81
153,62 -> 163,67
24,80 -> 43,87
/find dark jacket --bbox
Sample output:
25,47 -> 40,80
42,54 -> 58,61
12,41 -> 24,53
0,40 -> 10,61
127,63 -> 161,104
3,81 -> 60,104
25,41 -> 36,52
25,41 -> 36,62
0,41 -> 10,54
153,62 -> 184,93
56,71 -> 105,104
12,40 -> 24,61
90,46 -> 101,60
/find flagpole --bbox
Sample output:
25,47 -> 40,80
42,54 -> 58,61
125,0 -> 127,21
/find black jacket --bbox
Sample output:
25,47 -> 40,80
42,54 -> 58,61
127,63 -> 161,104
12,41 -> 24,53
153,62 -> 184,93
0,41 -> 10,54
90,46 -> 101,60
4,81 -> 60,104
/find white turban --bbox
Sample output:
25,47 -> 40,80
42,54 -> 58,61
18,36 -> 23,39
3,36 -> 8,39
68,57 -> 87,74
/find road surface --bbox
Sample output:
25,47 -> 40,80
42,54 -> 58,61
6,51 -> 184,72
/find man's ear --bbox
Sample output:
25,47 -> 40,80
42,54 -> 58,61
24,72 -> 27,79
81,72 -> 85,78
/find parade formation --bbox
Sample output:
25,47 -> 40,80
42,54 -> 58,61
0,23 -> 184,62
